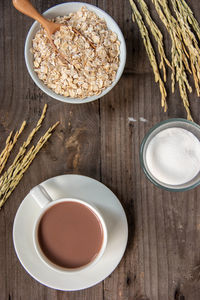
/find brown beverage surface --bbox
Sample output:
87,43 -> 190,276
38,201 -> 103,268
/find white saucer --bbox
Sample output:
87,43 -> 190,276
13,175 -> 128,291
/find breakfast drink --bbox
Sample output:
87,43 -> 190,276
37,201 -> 104,269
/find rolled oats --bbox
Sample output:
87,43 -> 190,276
31,7 -> 120,99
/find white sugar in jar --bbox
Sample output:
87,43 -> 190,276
146,127 -> 200,185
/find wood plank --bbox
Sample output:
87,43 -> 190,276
1,0 -> 200,299
0,0 -> 103,299
100,71 -> 200,300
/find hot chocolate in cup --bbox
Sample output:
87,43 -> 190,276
30,185 -> 107,272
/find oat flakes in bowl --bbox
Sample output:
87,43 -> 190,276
25,3 -> 126,103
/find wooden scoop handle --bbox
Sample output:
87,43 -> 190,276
12,0 -> 51,29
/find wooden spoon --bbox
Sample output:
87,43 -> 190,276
12,0 -> 96,54
12,0 -> 62,49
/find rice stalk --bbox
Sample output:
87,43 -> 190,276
173,0 -> 200,96
0,121 -> 26,175
136,0 -> 172,82
0,121 -> 59,209
151,0 -> 193,120
129,0 -> 167,111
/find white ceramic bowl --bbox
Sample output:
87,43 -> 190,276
24,2 -> 126,104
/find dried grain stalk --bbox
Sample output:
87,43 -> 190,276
0,121 -> 26,175
0,121 -> 59,209
136,0 -> 172,82
179,0 -> 200,42
0,131 -> 13,161
151,0 -> 193,121
172,0 -> 200,96
0,104 -> 47,187
0,104 -> 59,209
129,0 -> 167,111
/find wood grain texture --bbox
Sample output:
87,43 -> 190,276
1,0 -> 200,299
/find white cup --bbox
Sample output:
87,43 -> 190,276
30,185 -> 107,273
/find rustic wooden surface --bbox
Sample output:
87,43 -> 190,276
1,0 -> 200,299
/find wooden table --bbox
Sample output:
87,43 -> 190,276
1,0 -> 200,299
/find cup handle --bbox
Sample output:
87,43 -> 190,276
30,185 -> 53,208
